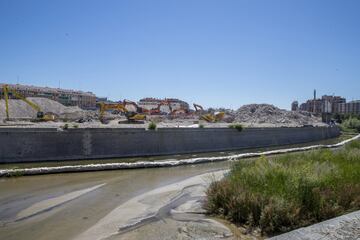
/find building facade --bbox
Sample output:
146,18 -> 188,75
338,100 -> 360,115
297,92 -> 360,116
138,97 -> 190,113
291,101 -> 299,111
0,83 -> 96,109
321,95 -> 346,113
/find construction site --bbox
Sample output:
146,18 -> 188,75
0,84 -> 326,129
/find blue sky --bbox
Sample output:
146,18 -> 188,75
0,0 -> 359,109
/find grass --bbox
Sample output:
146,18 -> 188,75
148,122 -> 157,130
205,140 -> 360,236
340,117 -> 360,133
229,124 -> 243,132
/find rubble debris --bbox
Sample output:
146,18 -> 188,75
234,104 -> 325,127
0,98 -> 96,121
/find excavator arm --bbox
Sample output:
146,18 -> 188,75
2,85 -> 46,121
193,103 -> 204,112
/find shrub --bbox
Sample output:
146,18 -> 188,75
148,122 -> 157,130
73,124 -> 79,128
199,124 -> 204,128
63,123 -> 69,130
341,117 -> 360,133
229,124 -> 243,132
206,140 -> 360,235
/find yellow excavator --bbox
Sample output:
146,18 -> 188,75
193,103 -> 225,123
2,85 -> 57,121
99,102 -> 146,124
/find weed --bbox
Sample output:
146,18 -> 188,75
206,140 -> 360,235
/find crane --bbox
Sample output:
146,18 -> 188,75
2,85 -> 57,121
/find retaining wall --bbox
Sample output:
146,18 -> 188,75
0,126 -> 340,163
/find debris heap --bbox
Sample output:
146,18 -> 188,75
234,104 -> 324,127
0,98 -> 96,120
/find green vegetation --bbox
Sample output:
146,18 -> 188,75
333,113 -> 360,124
199,124 -> 204,128
229,124 -> 243,132
62,123 -> 69,130
206,140 -> 360,235
73,124 -> 79,128
340,117 -> 360,133
148,122 -> 157,130
6,170 -> 24,177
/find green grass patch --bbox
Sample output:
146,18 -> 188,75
205,140 -> 360,236
148,122 -> 157,130
229,124 -> 243,132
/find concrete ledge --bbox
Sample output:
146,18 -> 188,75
0,126 -> 340,163
269,210 -> 360,240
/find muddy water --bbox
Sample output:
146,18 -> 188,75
0,161 -> 230,240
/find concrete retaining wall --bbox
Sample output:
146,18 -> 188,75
0,126 -> 340,163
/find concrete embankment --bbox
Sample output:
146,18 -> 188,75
2,130 -> 357,177
0,126 -> 340,163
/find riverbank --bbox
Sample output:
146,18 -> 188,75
0,133 -> 357,177
205,137 -> 360,238
0,126 -> 340,163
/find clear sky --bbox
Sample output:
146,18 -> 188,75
0,0 -> 359,109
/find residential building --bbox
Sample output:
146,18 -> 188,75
0,83 -> 96,109
338,100 -> 360,115
138,97 -> 189,113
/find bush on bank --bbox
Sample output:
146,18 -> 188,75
148,122 -> 157,130
228,124 -> 243,131
340,117 -> 360,133
205,140 -> 360,235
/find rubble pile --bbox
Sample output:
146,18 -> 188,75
0,98 -> 96,121
234,104 -> 324,127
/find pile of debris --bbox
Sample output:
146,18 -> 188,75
0,98 -> 96,121
234,104 -> 324,127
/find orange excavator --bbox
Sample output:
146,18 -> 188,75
193,103 -> 225,123
146,100 -> 172,115
99,102 -> 146,124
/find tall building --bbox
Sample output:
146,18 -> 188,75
291,101 -> 299,111
297,91 -> 350,115
321,95 -> 346,113
0,83 -> 96,109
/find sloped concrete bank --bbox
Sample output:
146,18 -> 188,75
0,126 -> 339,164
1,132 -> 358,177
269,210 -> 360,240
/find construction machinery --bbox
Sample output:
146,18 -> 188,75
144,100 -> 172,115
123,99 -> 147,113
2,84 -> 57,121
193,103 -> 204,112
99,102 -> 146,124
193,103 -> 225,123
